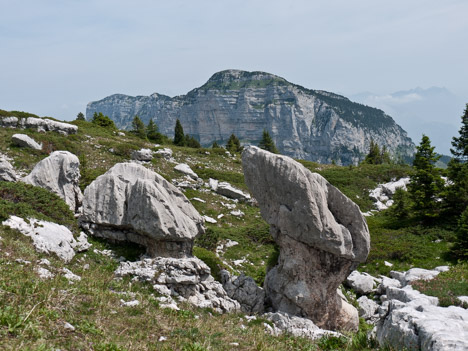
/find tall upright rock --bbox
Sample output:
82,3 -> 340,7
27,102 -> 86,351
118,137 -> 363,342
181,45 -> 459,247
242,146 -> 370,331
87,70 -> 414,165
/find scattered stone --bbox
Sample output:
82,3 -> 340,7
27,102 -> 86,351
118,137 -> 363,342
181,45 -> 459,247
220,270 -> 265,314
158,336 -> 167,342
155,296 -> 179,310
242,146 -> 370,331
457,296 -> 468,304
36,267 -> 54,280
264,312 -> 343,340
155,148 -> 173,159
202,215 -> 217,224
377,276 -> 402,295
11,133 -> 42,150
131,148 -> 153,161
15,258 -> 31,264
22,151 -> 83,212
115,257 -> 240,313
38,258 -> 51,266
216,182 -> 251,202
345,271 -> 377,295
117,132 -> 125,136
230,210 -> 244,217
174,163 -> 198,180
369,178 -> 410,211
63,322 -> 76,331
120,299 -> 140,307
0,159 -> 18,182
391,267 -> 447,287
386,285 -> 438,306
2,216 -> 88,262
80,163 -> 204,258
384,261 -> 393,267
62,268 -> 81,282
192,197 -> 206,203
83,264 -> 90,270
357,296 -> 379,321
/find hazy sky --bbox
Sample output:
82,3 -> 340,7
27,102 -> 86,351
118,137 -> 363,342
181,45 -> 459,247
1,0 -> 467,128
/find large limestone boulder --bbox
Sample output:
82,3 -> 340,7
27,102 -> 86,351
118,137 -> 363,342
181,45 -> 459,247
80,163 -> 204,258
242,146 -> 370,331
0,159 -> 18,182
23,151 -> 83,212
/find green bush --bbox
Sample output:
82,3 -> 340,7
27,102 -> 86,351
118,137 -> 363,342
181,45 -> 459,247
193,247 -> 224,282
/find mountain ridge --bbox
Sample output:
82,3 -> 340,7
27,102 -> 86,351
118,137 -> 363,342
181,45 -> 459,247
87,69 -> 415,165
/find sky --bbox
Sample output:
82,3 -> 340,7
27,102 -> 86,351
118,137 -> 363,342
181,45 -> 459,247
1,0 -> 467,151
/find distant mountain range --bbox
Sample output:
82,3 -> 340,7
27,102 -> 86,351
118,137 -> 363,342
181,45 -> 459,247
87,70 -> 415,165
349,87 -> 465,155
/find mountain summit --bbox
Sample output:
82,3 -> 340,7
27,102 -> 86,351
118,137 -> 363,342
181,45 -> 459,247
86,69 -> 414,165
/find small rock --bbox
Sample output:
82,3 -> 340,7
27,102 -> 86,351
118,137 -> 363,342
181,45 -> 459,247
202,215 -> 217,224
83,264 -> 90,270
192,197 -> 206,203
384,261 -> 393,267
174,163 -> 198,180
38,258 -> 51,266
36,267 -> 55,280
346,270 -> 377,295
357,296 -> 379,321
15,259 -> 31,264
63,322 -> 75,331
120,299 -> 140,307
131,148 -> 153,162
62,268 -> 81,282
158,336 -> 167,342
230,210 -> 245,217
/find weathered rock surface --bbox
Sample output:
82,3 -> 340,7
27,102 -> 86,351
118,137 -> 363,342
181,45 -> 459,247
80,163 -> 204,258
390,267 -> 449,286
0,116 -> 78,135
11,133 -> 42,150
115,257 -> 240,313
357,296 -> 379,321
1,216 -> 89,263
242,146 -> 370,331
263,312 -> 342,340
345,270 -> 378,295
22,151 -> 83,212
174,163 -> 198,180
376,286 -> 468,350
220,270 -> 265,314
0,159 -> 17,182
87,69 -> 414,165
131,148 -> 153,161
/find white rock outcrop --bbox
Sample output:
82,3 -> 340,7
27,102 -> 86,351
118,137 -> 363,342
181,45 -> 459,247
80,163 -> 204,258
115,257 -> 240,313
11,134 -> 42,150
2,216 -> 89,263
22,151 -> 83,212
174,163 -> 198,180
369,177 -> 410,211
242,146 -> 370,331
345,270 -> 378,295
0,116 -> 78,135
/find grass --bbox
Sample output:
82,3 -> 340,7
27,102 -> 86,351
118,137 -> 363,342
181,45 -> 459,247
412,263 -> 468,308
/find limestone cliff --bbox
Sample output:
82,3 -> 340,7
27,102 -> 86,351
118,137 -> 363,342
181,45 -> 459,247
86,70 -> 414,165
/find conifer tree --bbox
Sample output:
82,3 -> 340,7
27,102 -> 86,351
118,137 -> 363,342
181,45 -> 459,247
452,206 -> 468,260
258,129 -> 279,153
408,135 -> 443,220
91,112 -> 116,129
226,134 -> 242,153
132,115 -> 146,139
212,141 -> 220,148
364,139 -> 381,164
146,119 -> 162,143
446,104 -> 468,215
174,119 -> 185,146
76,112 -> 85,121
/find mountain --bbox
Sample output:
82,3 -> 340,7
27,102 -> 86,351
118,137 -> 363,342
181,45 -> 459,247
349,87 -> 465,155
87,70 -> 415,165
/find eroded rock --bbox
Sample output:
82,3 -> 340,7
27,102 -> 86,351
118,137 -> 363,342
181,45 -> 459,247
115,257 -> 240,313
80,163 -> 204,258
242,146 -> 370,331
22,151 -> 83,212
220,270 -> 265,314
131,148 -> 153,161
0,159 -> 18,182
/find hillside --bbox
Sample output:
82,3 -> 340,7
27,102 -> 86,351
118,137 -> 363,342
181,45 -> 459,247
87,70 -> 415,165
0,112 -> 466,350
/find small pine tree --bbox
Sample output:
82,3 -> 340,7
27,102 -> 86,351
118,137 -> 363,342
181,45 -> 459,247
445,104 -> 468,215
258,129 -> 279,153
389,188 -> 410,219
452,206 -> 468,260
226,134 -> 242,153
212,141 -> 220,149
76,112 -> 85,121
364,139 -> 381,164
91,112 -> 116,129
146,119 -> 162,143
185,135 -> 201,148
408,134 -> 443,220
132,115 -> 146,139
174,119 -> 185,146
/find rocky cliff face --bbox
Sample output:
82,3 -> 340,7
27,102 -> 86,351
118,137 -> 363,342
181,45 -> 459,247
87,70 -> 414,165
